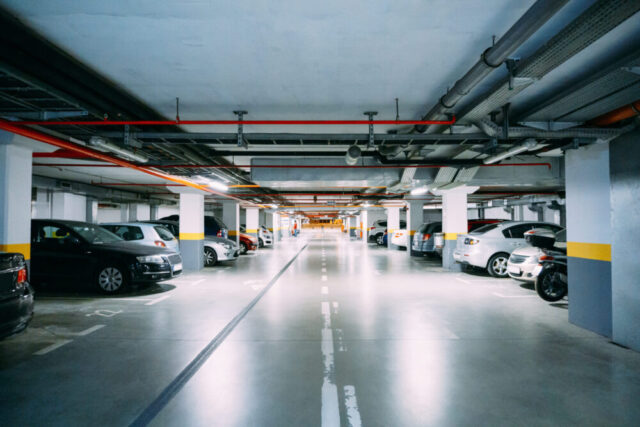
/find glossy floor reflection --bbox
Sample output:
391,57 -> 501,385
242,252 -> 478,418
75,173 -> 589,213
1,230 -> 640,426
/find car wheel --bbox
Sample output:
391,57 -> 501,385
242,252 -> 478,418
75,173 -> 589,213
204,247 -> 218,267
96,265 -> 128,294
487,253 -> 510,278
239,242 -> 248,255
535,267 -> 568,302
375,234 -> 384,246
259,238 -> 264,248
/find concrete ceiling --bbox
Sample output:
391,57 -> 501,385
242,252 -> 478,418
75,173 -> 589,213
0,0 -> 604,133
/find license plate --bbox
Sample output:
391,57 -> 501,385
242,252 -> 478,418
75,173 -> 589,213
173,263 -> 182,272
508,265 -> 521,274
532,265 -> 543,276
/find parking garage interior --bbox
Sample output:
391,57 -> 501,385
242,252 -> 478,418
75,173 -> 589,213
1,1 -> 640,425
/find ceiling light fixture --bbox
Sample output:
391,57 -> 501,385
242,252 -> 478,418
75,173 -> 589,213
89,136 -> 148,163
410,187 -> 428,196
483,138 -> 537,165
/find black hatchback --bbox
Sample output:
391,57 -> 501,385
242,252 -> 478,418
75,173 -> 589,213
31,220 -> 183,294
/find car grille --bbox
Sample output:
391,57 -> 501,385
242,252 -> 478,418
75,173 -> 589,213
167,254 -> 182,265
509,254 -> 528,264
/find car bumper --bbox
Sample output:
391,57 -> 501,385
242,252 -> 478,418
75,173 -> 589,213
412,240 -> 436,253
0,283 -> 34,339
453,249 -> 486,268
218,249 -> 240,261
132,261 -> 182,282
507,261 -> 539,282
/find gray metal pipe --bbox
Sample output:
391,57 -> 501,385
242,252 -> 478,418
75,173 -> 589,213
415,0 -> 569,133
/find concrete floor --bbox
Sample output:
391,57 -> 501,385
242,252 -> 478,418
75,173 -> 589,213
1,230 -> 640,426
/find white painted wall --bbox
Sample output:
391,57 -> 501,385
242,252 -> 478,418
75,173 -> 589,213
51,192 -> 86,221
97,207 -> 122,223
157,205 -> 179,219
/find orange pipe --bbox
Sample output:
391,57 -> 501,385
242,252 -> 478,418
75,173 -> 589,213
0,119 -> 245,202
588,100 -> 640,126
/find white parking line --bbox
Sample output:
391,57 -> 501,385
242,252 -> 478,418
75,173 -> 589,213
192,279 -> 206,286
322,275 -> 328,282
145,295 -> 171,306
70,324 -> 105,336
322,267 -> 327,273
321,302 -> 340,426
321,286 -> 328,295
455,277 -> 471,284
492,292 -> 537,298
34,339 -> 73,355
343,385 -> 363,427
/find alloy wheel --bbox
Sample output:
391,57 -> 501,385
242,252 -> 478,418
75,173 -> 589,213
492,257 -> 508,276
98,267 -> 124,292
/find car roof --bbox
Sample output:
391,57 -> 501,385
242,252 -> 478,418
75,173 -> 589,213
32,219 -> 93,226
101,222 -> 157,227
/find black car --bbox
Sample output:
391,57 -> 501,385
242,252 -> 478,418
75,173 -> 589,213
31,220 -> 183,294
0,252 -> 34,339
160,214 -> 228,239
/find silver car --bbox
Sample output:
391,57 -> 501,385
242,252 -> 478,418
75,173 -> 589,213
101,222 -> 180,252
203,237 -> 239,266
453,221 -> 563,278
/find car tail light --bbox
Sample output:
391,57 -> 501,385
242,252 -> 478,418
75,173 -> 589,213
154,240 -> 166,248
217,230 -> 222,237
16,268 -> 27,284
464,238 -> 479,245
423,233 -> 431,241
540,255 -> 554,261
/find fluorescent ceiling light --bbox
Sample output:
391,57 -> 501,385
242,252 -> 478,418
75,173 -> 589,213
410,187 -> 428,196
483,139 -> 537,165
207,180 -> 228,192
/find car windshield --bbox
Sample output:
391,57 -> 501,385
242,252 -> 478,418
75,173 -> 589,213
71,225 -> 122,244
470,223 -> 500,234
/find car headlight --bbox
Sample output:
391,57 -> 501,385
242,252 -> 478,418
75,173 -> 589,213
137,255 -> 166,264
464,238 -> 479,245
222,243 -> 232,250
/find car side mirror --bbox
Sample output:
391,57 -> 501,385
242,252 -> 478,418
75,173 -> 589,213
68,236 -> 82,246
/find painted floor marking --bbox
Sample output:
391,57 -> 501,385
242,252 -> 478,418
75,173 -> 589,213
86,309 -> 122,318
321,301 -> 340,427
344,385 -> 363,427
322,267 -> 327,273
145,295 -> 171,306
192,279 -> 206,286
321,286 -> 328,295
322,275 -> 328,282
455,277 -> 471,284
493,292 -> 537,298
70,324 -> 105,336
34,339 -> 73,356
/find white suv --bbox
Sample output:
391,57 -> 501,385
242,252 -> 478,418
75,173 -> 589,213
370,219 -> 406,245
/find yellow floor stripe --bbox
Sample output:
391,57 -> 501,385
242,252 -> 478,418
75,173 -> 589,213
567,241 -> 611,262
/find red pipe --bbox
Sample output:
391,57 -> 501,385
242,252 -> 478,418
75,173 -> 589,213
0,119 -> 245,202
33,149 -> 94,159
14,117 -> 456,126
36,162 -> 552,169
588,100 -> 640,126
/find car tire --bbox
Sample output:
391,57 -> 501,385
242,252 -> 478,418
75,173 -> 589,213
259,238 -> 264,248
204,247 -> 218,267
239,242 -> 248,255
375,234 -> 384,246
487,253 -> 510,278
95,264 -> 128,294
535,267 -> 567,302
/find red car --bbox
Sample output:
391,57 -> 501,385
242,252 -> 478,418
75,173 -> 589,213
238,233 -> 258,255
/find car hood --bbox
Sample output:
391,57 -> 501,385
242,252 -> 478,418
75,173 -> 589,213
510,246 -> 541,257
204,236 -> 237,248
241,233 -> 258,243
89,241 -> 176,256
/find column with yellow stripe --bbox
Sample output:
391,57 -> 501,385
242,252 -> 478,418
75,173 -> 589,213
440,189 -> 472,271
0,141 -> 32,268
178,193 -> 204,271
245,207 -> 259,240
386,206 -> 400,249
222,200 -> 240,246
565,143 -> 612,337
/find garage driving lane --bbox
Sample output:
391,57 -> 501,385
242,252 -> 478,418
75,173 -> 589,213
1,231 -> 640,425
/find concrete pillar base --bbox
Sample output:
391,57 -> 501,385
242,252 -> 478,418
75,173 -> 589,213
180,239 -> 204,271
442,241 -> 463,271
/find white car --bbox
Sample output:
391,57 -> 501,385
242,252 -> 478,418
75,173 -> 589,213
101,222 -> 180,252
507,229 -> 566,282
203,237 -> 239,266
370,219 -> 406,245
391,229 -> 409,247
258,225 -> 273,247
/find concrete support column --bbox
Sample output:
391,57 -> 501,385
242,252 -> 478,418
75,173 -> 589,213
437,187 -> 476,270
178,193 -> 204,271
266,211 -> 279,244
361,210 -> 368,243
610,130 -> 640,351
0,141 -> 33,264
52,192 -> 86,221
86,198 -> 98,223
120,204 -> 128,222
128,203 -> 138,221
150,205 -> 159,221
566,143 -> 612,337
245,207 -> 259,239
405,200 -> 423,257
222,200 -> 240,245
386,207 -> 400,249
32,188 -> 52,219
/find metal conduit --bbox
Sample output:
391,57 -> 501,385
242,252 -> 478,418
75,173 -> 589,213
33,162 -> 553,169
13,118 -> 456,126
414,0 -> 569,133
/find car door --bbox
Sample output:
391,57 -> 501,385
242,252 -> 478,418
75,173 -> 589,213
31,223 -> 88,284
